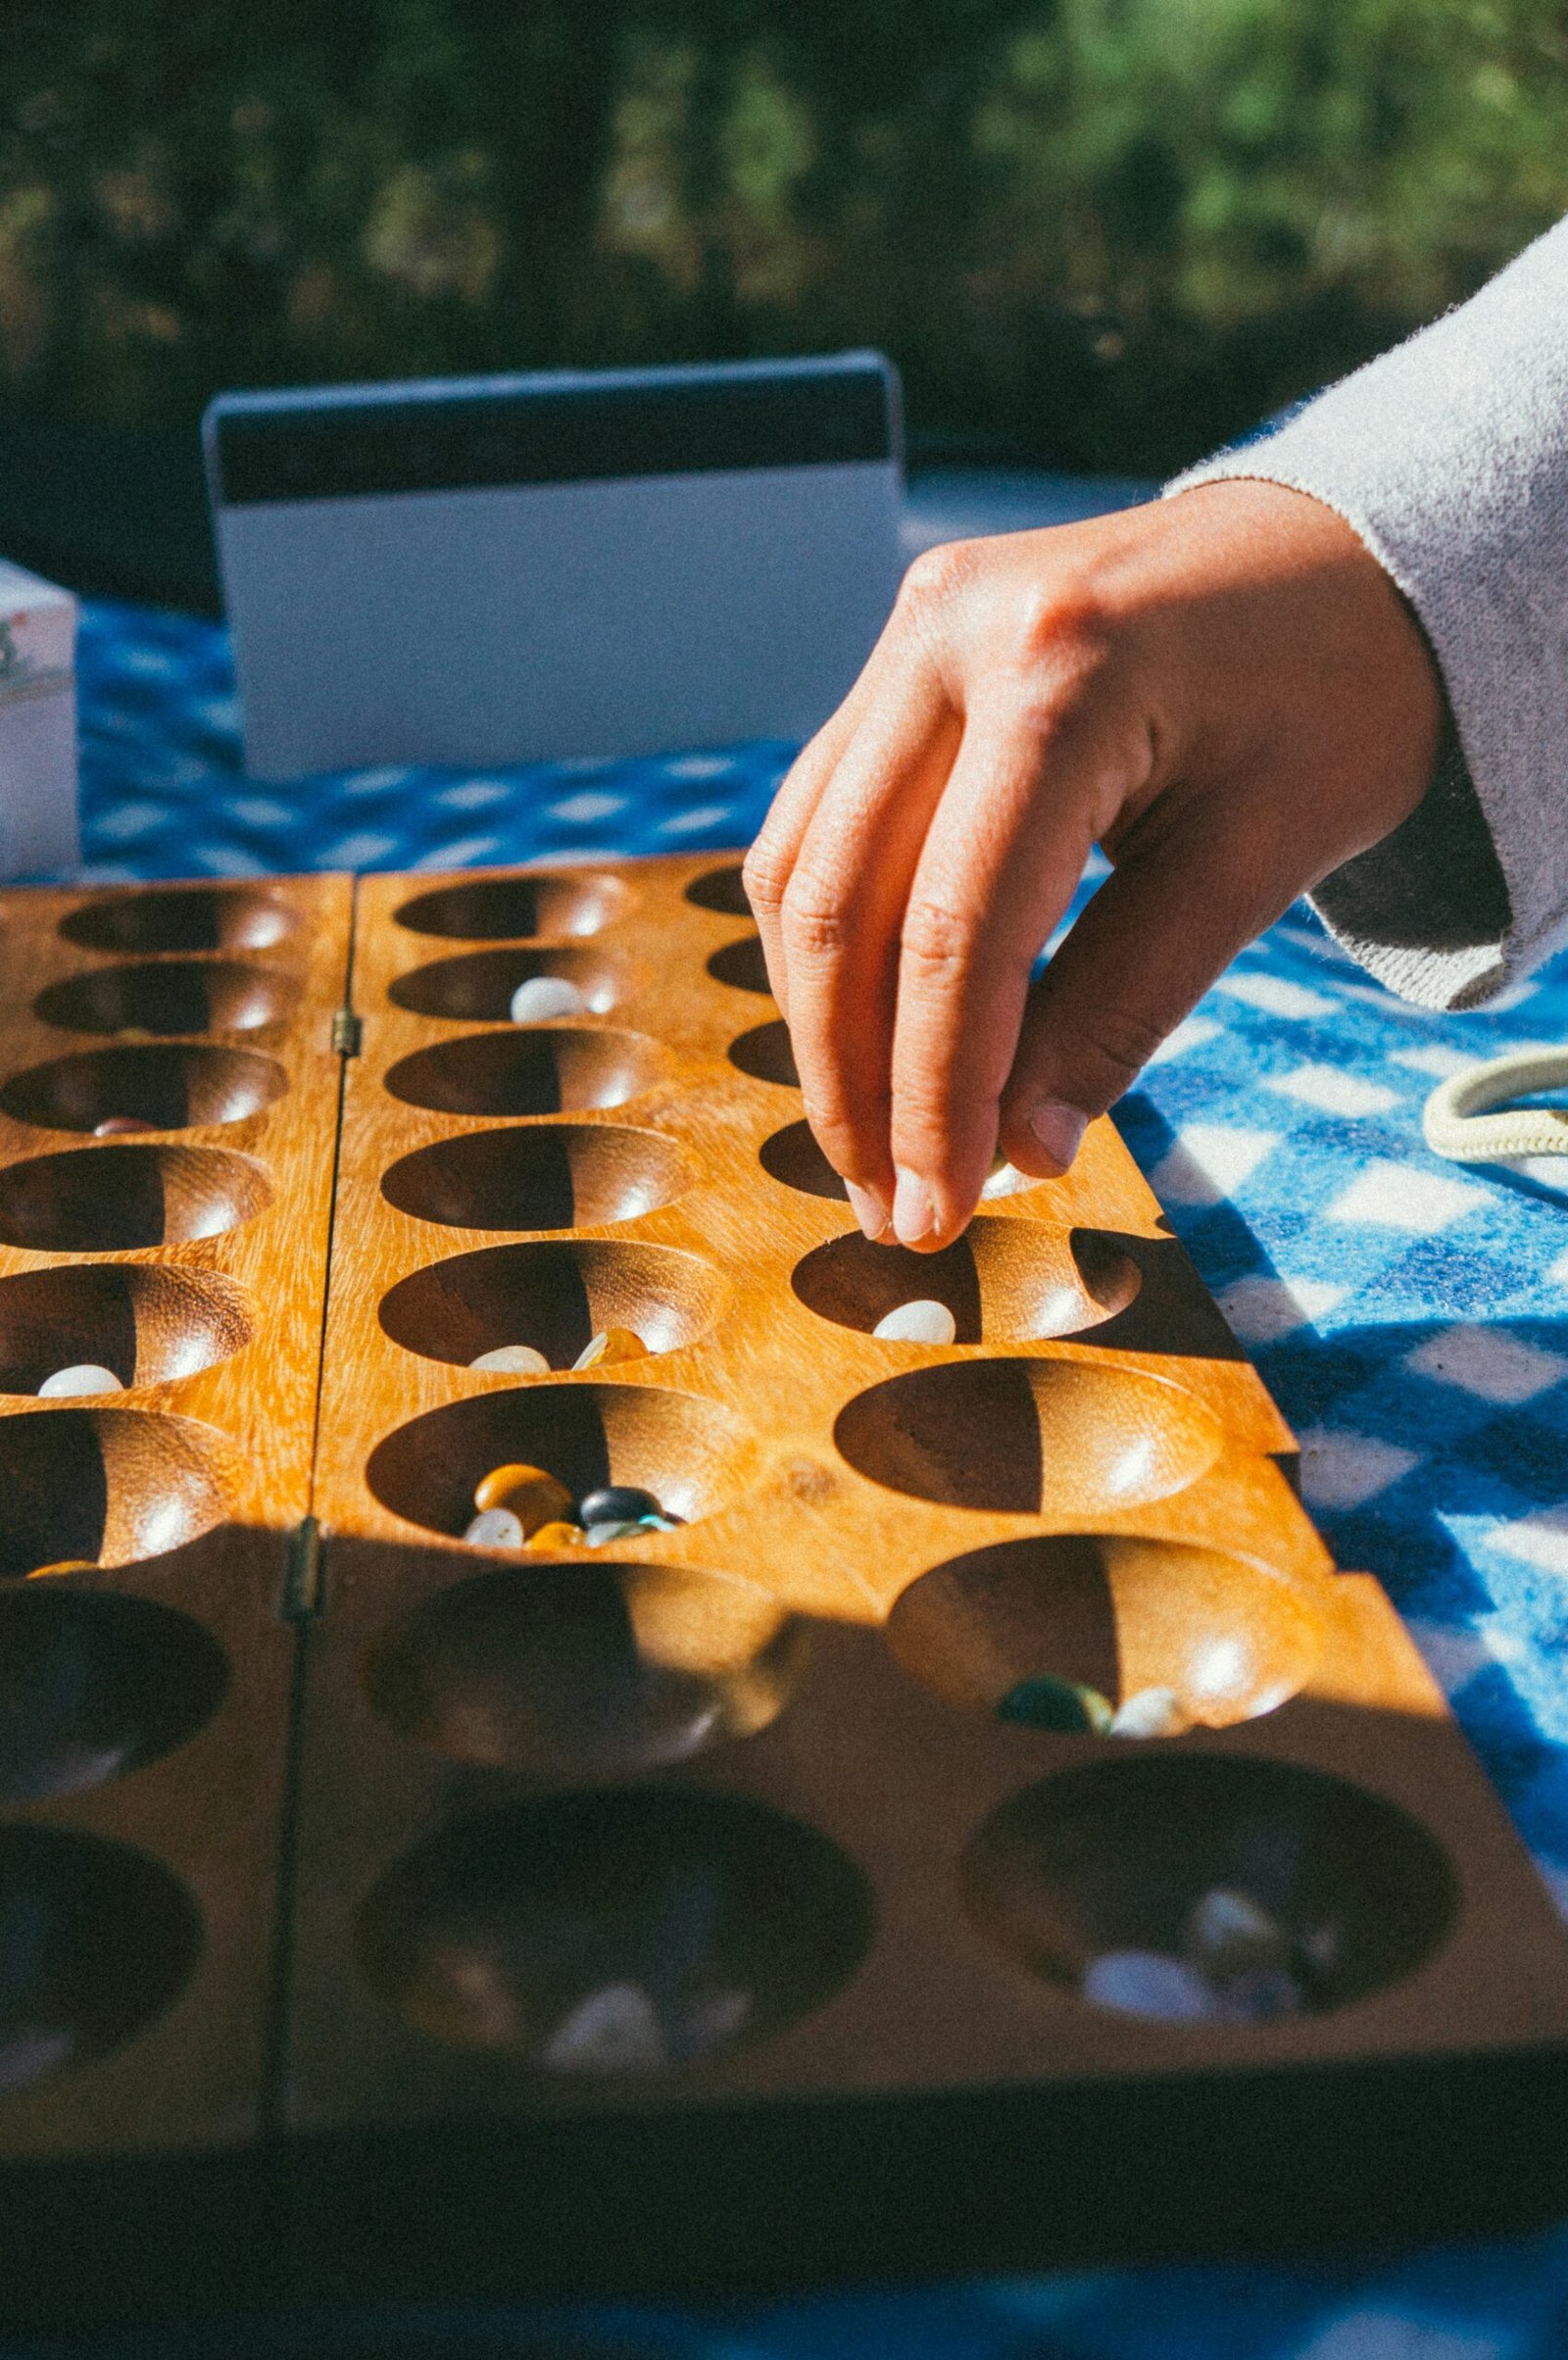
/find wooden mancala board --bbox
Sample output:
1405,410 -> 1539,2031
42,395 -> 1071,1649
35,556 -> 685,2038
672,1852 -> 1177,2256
2,853 -> 1568,2329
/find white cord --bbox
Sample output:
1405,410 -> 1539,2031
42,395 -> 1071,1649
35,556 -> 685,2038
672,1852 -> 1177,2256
1423,1048 -> 1568,1162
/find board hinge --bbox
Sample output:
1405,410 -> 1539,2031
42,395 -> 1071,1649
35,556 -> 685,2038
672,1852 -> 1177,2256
331,1008 -> 362,1057
283,1514 -> 323,1621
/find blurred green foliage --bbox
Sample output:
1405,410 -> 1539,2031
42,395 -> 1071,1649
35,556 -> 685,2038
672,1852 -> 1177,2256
2,0 -> 1565,470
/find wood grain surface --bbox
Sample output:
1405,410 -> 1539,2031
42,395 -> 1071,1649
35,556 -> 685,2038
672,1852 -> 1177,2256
4,854 -> 1568,2320
292,857 -> 1568,2132
0,875 -> 348,2160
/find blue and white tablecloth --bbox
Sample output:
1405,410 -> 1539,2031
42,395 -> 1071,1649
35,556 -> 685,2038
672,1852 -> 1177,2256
48,598 -> 1568,2360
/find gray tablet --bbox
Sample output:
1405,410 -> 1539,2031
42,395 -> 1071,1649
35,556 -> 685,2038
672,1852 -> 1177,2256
204,353 -> 903,780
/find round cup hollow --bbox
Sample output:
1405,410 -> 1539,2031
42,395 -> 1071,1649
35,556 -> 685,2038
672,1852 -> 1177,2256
394,872 -> 632,942
365,1558 -> 807,1776
382,1123 -> 694,1233
35,959 -> 299,1038
760,1118 -> 847,1201
0,1045 -> 286,1136
383,1029 -> 667,1120
378,1240 -> 725,1370
0,1265 -> 253,1394
0,1588 -> 228,1804
367,1382 -> 752,1541
0,1146 -> 272,1253
390,947 -> 630,1022
887,1535 -> 1324,1731
685,863 -> 753,917
729,1020 -> 799,1088
357,1789 -> 872,2070
707,936 -> 771,995
834,1359 -> 1223,1513
0,1825 -> 202,2095
963,1756 -> 1457,2017
793,1223 -> 1141,1344
0,1409 -> 234,1580
61,888 -> 293,956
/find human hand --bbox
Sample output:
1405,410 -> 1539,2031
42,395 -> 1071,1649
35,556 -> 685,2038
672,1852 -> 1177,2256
743,478 -> 1443,1250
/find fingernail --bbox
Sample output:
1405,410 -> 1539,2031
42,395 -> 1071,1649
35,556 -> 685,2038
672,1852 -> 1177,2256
892,1165 -> 937,1247
845,1181 -> 892,1242
1027,1100 -> 1088,1173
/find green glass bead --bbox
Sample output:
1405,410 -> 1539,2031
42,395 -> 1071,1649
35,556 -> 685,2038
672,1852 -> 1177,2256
997,1676 -> 1113,1734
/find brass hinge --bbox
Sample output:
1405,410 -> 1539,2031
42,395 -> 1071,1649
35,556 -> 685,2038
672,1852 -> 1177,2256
330,1008 -> 362,1057
283,1514 -> 323,1621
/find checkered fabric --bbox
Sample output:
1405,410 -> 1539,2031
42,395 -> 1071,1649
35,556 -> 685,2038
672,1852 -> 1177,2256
58,597 -> 1568,2360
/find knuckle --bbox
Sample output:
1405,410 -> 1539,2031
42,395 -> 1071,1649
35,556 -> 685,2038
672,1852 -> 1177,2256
780,872 -> 853,962
741,839 -> 791,916
896,540 -> 976,626
1006,572 -> 1113,679
900,895 -> 976,978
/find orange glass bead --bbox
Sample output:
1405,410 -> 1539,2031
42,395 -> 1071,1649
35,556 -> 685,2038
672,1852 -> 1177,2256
471,1461 -> 572,1534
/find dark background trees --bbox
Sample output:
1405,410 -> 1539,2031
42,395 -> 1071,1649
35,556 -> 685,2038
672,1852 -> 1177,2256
3,0 -> 1566,474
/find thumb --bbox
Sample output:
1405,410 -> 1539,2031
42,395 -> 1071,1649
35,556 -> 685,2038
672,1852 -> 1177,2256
997,811 -> 1290,1175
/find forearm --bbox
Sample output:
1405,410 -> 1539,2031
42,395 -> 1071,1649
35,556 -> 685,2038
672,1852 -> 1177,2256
1166,215 -> 1568,1008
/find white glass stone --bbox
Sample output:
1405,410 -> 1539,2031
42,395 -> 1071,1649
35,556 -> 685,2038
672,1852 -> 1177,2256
463,1506 -> 525,1549
871,1298 -> 957,1346
467,1344 -> 551,1375
509,975 -> 586,1023
38,1363 -> 122,1398
1081,1950 -> 1223,2022
1183,1888 -> 1289,1978
542,1982 -> 667,2075
1107,1686 -> 1191,1740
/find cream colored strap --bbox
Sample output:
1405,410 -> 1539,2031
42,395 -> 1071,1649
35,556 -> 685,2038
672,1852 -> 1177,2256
1424,1048 -> 1568,1161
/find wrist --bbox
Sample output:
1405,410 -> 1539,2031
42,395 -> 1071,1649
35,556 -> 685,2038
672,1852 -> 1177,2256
1151,477 -> 1446,855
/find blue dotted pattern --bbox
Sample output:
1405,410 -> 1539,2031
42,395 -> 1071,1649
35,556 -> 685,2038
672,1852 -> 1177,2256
75,599 -> 792,882
56,598 -> 1568,2360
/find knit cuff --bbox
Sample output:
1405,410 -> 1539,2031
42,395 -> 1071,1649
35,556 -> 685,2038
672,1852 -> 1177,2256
1161,215 -> 1568,1010
1306,724 -> 1511,1011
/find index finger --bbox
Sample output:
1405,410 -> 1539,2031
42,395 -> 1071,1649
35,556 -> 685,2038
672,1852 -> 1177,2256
888,673 -> 1153,1246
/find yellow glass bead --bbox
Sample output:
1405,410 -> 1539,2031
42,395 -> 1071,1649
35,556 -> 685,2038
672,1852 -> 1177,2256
522,1519 -> 588,1552
572,1327 -> 649,1370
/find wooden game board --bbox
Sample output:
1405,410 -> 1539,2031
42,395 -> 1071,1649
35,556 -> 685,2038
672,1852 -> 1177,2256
2,856 -> 1567,2330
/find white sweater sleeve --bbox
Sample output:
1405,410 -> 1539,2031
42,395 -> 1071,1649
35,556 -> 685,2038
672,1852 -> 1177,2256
1165,215 -> 1568,1009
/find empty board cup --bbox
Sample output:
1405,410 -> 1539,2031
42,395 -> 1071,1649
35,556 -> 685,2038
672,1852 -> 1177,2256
35,960 -> 299,1038
0,1588 -> 227,1805
383,1030 -> 666,1120
61,887 -> 293,956
835,1360 -> 1224,1515
394,873 -> 632,943
0,1147 -> 271,1253
0,1825 -> 202,2095
365,1558 -> 806,1776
